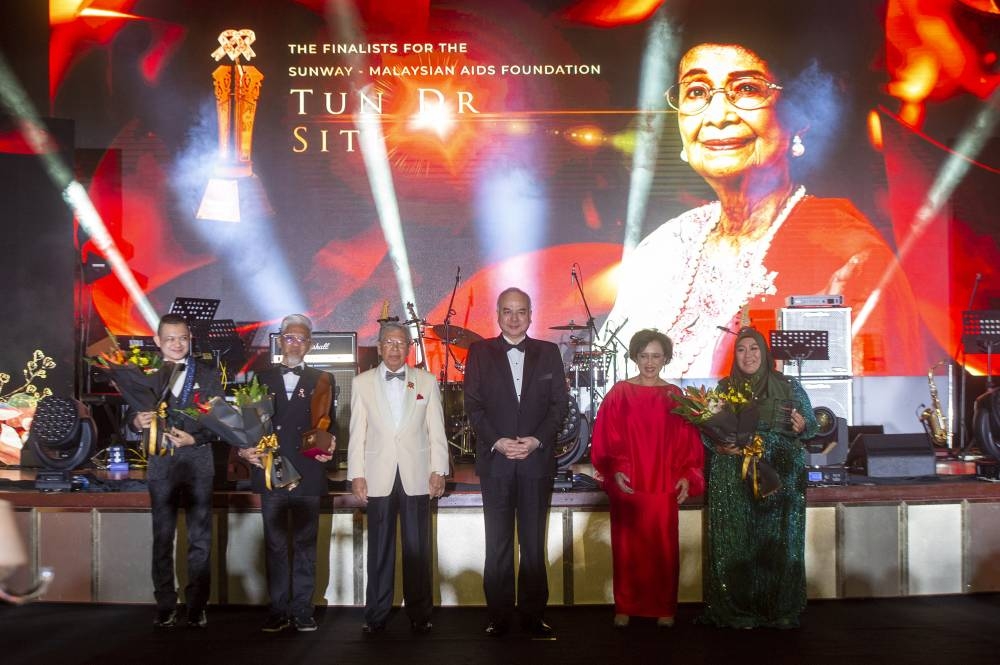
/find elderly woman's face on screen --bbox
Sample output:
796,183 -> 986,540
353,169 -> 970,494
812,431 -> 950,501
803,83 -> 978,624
676,44 -> 790,183
735,337 -> 763,375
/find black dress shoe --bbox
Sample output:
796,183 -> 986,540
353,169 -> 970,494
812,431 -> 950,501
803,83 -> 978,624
294,616 -> 318,632
522,619 -> 554,637
186,609 -> 207,628
362,622 -> 386,635
261,614 -> 291,633
410,619 -> 433,634
484,621 -> 509,637
153,608 -> 177,628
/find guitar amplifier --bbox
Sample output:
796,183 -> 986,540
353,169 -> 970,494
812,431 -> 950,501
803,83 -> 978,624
269,332 -> 357,366
778,307 -> 852,377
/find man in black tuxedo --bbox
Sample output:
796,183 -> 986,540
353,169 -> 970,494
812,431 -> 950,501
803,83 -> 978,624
464,287 -> 568,637
239,314 -> 336,633
131,313 -> 223,629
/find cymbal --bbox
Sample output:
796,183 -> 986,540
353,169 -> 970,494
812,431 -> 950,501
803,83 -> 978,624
430,324 -> 483,349
549,322 -> 589,331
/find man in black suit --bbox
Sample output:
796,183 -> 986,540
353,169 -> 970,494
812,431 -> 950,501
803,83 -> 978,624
131,313 -> 223,629
239,314 -> 336,633
464,287 -> 568,637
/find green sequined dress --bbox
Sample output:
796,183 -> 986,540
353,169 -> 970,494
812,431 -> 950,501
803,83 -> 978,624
700,380 -> 818,629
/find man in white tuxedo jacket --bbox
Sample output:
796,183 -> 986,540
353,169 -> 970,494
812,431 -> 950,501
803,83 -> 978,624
348,322 -> 449,634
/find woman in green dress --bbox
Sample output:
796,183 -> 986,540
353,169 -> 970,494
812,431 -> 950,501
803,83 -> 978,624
701,327 -> 818,629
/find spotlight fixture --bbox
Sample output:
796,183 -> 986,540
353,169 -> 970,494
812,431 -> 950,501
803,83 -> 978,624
973,389 -> 1000,462
803,406 -> 848,467
25,396 -> 96,472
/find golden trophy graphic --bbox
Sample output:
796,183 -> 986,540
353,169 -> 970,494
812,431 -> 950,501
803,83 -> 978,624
197,29 -> 272,222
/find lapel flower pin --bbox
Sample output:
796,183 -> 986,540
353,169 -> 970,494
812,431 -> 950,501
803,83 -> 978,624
297,387 -> 306,399
407,381 -> 415,390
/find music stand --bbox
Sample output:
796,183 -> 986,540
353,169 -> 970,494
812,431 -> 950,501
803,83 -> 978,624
169,297 -> 220,323
192,319 -> 246,374
963,311 -> 1000,390
769,330 -> 829,382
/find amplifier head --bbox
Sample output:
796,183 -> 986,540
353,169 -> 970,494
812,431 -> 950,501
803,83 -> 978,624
270,331 -> 357,366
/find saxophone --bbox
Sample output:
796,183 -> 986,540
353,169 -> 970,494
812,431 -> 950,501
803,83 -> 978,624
919,360 -> 948,446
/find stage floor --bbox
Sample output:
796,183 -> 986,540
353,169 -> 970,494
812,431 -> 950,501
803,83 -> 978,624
2,595 -> 999,665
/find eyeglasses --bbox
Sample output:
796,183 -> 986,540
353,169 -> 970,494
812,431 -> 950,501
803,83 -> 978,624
281,334 -> 310,345
380,339 -> 410,348
666,76 -> 782,115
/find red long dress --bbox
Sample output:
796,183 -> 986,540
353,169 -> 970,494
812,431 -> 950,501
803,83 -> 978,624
590,381 -> 705,617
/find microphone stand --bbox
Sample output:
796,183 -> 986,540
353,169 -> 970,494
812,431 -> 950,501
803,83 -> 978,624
571,264 -> 601,427
440,267 -> 461,385
958,274 -> 982,458
601,317 -> 629,385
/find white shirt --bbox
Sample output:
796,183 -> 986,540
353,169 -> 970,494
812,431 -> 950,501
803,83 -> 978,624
380,362 -> 407,427
282,363 -> 305,399
503,336 -> 526,401
169,363 -> 189,398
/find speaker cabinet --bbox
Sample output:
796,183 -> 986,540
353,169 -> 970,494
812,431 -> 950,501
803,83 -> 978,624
847,433 -> 936,478
316,365 -> 357,468
778,307 -> 852,377
801,378 -> 854,425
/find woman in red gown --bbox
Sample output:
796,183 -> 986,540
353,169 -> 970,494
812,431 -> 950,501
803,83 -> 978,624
590,329 -> 705,627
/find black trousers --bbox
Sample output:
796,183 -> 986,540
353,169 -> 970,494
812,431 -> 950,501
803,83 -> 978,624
148,474 -> 214,612
260,492 -> 321,620
480,471 -> 553,624
364,471 -> 433,625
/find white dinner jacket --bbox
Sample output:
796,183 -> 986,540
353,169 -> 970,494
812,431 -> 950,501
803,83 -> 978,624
347,365 -> 450,497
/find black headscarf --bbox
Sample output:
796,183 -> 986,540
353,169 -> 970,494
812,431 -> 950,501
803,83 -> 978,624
719,327 -> 794,430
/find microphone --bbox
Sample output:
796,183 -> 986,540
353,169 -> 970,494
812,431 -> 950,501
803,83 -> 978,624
571,265 -> 577,285
717,325 -> 737,336
968,272 -> 983,310
456,265 -> 461,283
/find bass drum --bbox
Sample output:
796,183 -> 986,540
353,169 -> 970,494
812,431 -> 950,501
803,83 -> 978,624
555,395 -> 590,468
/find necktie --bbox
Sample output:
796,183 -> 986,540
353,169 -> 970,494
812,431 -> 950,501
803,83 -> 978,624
385,370 -> 405,381
282,365 -> 303,376
502,338 -> 526,353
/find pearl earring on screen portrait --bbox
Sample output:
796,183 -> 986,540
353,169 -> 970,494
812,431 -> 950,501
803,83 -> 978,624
791,135 -> 805,158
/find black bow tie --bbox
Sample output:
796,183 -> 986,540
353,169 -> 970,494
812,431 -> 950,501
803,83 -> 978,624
281,365 -> 303,376
385,370 -> 406,381
502,338 -> 526,353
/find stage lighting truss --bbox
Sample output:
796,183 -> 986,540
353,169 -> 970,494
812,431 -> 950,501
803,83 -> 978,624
27,396 -> 96,471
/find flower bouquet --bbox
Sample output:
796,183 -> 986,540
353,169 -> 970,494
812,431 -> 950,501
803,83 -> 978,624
673,383 -> 781,499
176,377 -> 299,490
88,339 -> 181,457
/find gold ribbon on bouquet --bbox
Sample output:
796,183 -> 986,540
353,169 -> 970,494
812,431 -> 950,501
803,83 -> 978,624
256,433 -> 279,490
740,434 -> 767,499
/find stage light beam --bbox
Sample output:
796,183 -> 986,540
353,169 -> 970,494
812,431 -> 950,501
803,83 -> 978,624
0,51 -> 158,331
621,12 -> 676,255
854,93 -> 1000,335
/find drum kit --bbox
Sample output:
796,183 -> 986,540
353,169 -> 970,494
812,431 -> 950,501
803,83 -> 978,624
398,265 -> 621,469
402,315 -> 614,468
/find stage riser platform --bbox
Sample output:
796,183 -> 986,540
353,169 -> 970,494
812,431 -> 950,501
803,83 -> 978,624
8,500 -> 1000,606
